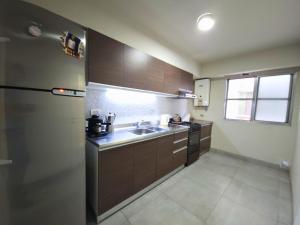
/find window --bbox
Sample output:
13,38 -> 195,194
225,74 -> 293,123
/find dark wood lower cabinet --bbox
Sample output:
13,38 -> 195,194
173,131 -> 188,168
96,132 -> 188,215
156,135 -> 174,178
98,146 -> 134,214
173,147 -> 187,168
201,124 -> 212,139
199,123 -> 213,155
200,137 -> 211,154
133,140 -> 157,193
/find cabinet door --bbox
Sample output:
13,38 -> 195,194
181,70 -> 194,92
88,29 -> 125,86
173,131 -> 188,168
145,57 -> 165,92
124,45 -> 149,90
133,140 -> 157,193
98,146 -> 134,214
172,146 -> 187,168
201,124 -> 212,139
156,135 -> 174,178
163,64 -> 182,94
200,137 -> 211,154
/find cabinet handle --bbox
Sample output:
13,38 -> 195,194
0,159 -> 13,166
173,137 -> 188,144
173,146 -> 187,154
200,136 -> 210,142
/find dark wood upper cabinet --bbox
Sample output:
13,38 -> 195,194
181,70 -> 194,92
163,64 -> 182,94
98,145 -> 134,214
87,29 -> 193,94
145,57 -> 166,92
124,45 -> 149,90
133,140 -> 157,193
87,29 -> 125,86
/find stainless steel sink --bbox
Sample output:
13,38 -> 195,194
146,127 -> 166,132
129,128 -> 155,135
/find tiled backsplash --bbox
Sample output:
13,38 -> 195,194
85,87 -> 191,125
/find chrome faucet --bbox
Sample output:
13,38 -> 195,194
136,120 -> 145,128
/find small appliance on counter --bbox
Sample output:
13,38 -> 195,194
106,112 -> 116,133
169,114 -> 182,124
160,114 -> 170,126
86,115 -> 111,137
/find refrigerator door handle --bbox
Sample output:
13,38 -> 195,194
0,159 -> 13,166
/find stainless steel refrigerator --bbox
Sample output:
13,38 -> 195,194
0,1 -> 86,225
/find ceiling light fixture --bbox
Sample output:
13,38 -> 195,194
197,13 -> 215,31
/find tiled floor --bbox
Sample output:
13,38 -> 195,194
88,151 -> 292,225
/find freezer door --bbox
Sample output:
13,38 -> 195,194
0,0 -> 85,90
0,89 -> 85,225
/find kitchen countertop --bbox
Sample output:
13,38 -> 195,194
192,119 -> 213,126
87,125 -> 189,151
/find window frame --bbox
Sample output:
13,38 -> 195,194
224,73 -> 295,125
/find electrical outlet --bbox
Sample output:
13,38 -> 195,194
280,160 -> 289,169
90,108 -> 101,116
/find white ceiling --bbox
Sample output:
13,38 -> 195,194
93,0 -> 300,63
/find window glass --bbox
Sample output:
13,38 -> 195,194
225,74 -> 292,124
258,75 -> 291,98
225,100 -> 252,120
227,78 -> 255,99
255,100 -> 288,123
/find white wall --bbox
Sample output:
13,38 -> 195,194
191,45 -> 300,165
202,44 -> 300,78
190,76 -> 300,165
291,93 -> 300,225
24,0 -> 201,77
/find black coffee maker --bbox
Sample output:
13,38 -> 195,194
86,115 -> 111,137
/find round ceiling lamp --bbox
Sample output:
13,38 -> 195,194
197,13 -> 215,31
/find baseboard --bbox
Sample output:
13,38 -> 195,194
210,148 -> 289,171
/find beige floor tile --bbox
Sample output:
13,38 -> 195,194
158,208 -> 205,225
99,211 -> 131,225
242,163 -> 290,183
279,181 -> 292,200
223,179 -> 279,220
234,169 -> 280,196
207,152 -> 247,168
196,157 -> 239,177
278,197 -> 293,225
207,198 -> 277,225
184,165 -> 231,194
128,194 -> 182,225
154,168 -> 186,193
122,188 -> 161,218
163,177 -> 222,221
